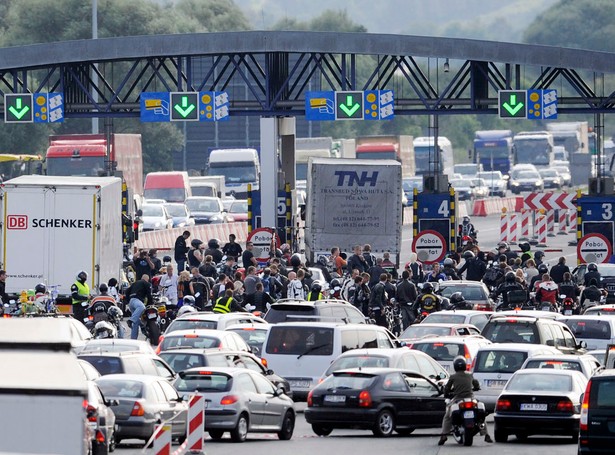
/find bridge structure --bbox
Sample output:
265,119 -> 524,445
2,31 -> 615,227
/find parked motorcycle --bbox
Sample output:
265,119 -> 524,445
450,398 -> 487,447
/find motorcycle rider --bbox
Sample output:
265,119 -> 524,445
381,252 -> 398,279
535,274 -> 559,309
492,271 -> 526,310
411,282 -> 441,319
89,283 -> 125,338
519,242 -> 534,266
368,273 -> 389,327
222,233 -> 242,261
530,263 -> 549,291
442,258 -> 460,280
204,238 -> 223,264
126,274 -> 153,340
558,272 -> 580,301
438,356 -> 493,445
458,250 -> 486,282
306,282 -> 324,301
213,289 -> 245,314
549,256 -> 570,284
347,245 -> 368,274
584,262 -> 602,287
580,278 -> 605,310
71,270 -> 91,325
449,292 -> 472,310
396,270 -> 417,329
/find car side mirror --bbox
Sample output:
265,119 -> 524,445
274,386 -> 285,397
438,372 -> 447,380
396,340 -> 407,348
546,340 -> 555,346
266,369 -> 275,376
578,340 -> 588,349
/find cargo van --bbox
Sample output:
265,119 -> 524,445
261,322 -> 400,400
143,171 -> 191,203
207,148 -> 259,199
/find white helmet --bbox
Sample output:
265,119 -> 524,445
178,305 -> 198,317
94,321 -> 116,339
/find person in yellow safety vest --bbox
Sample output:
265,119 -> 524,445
72,270 -> 91,325
306,282 -> 324,301
213,289 -> 244,314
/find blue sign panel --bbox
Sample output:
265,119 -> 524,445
364,90 -> 395,120
416,192 -> 453,255
305,91 -> 335,121
528,89 -> 558,120
199,91 -> 230,122
579,195 -> 615,262
140,92 -> 170,122
33,92 -> 64,123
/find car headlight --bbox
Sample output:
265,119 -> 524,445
154,221 -> 161,227
511,182 -> 519,186
210,215 -> 222,221
535,181 -> 541,186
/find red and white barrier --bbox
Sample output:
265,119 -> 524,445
154,424 -> 172,455
508,213 -> 518,244
472,196 -> 524,217
558,209 -> 568,235
568,209 -> 577,233
500,212 -> 509,244
135,222 -> 249,251
546,210 -> 555,237
186,394 -> 206,453
519,209 -> 531,241
535,213 -> 548,247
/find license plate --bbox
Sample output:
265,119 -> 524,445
443,364 -> 450,371
289,380 -> 311,388
564,309 -> 572,315
520,403 -> 547,411
324,395 -> 346,403
147,313 -> 157,319
463,411 -> 474,418
486,380 -> 507,388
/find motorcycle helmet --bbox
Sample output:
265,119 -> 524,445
274,248 -> 283,258
498,242 -> 508,250
98,283 -> 108,293
317,255 -> 328,267
182,295 -> 196,307
208,238 -> 220,249
178,303 -> 197,317
534,251 -> 545,260
449,292 -> 465,306
443,257 -> 454,267
94,321 -> 116,339
163,255 -> 172,264
462,216 -> 470,225
538,263 -> 549,274
505,271 -> 516,283
108,306 -> 123,321
519,242 -> 531,253
463,250 -> 475,259
290,253 -> 302,267
311,282 -> 322,293
77,270 -> 88,281
588,262 -> 598,272
191,239 -> 203,249
453,356 -> 467,372
422,282 -> 434,293
34,283 -> 47,294
330,278 -> 342,291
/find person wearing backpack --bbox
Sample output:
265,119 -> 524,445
492,272 -> 526,310
482,261 -> 505,290
411,282 -> 441,320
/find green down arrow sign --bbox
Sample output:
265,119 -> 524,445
335,91 -> 363,120
170,92 -> 199,121
499,90 -> 527,119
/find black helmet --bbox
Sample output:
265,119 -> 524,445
311,282 -> 322,293
463,250 -> 475,259
498,241 -> 508,250
450,292 -> 465,305
77,270 -> 88,281
453,356 -> 467,372
191,239 -> 203,248
588,262 -> 598,272
422,282 -> 434,293
35,283 -> 46,294
163,255 -> 172,263
520,242 -> 531,253
208,238 -> 220,249
290,254 -> 302,267
443,257 -> 454,267
462,216 -> 470,224
108,306 -> 123,320
275,248 -> 283,258
317,255 -> 328,267
99,283 -> 108,293
538,264 -> 548,274
330,278 -> 341,290
505,271 -> 516,283
534,250 -> 545,260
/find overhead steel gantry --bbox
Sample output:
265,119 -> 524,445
1,31 -> 615,118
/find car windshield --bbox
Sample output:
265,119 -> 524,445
165,204 -> 187,217
185,199 -> 220,212
451,179 -> 472,188
516,171 -> 539,179
160,353 -> 207,372
323,373 -> 376,390
400,325 -> 451,339
540,170 -> 557,177
481,320 -> 538,343
422,314 -> 466,324
598,266 -> 615,277
175,373 -> 232,392
159,335 -> 221,351
265,326 -> 334,356
229,201 -> 248,213
80,343 -> 149,354
325,355 -> 390,376
142,205 -> 164,217
477,172 -> 502,180
524,359 -> 582,372
474,350 -> 528,373
506,373 -> 572,392
96,379 -> 144,398
565,320 -> 612,340
439,285 -> 486,300
167,320 -> 217,333
412,342 -> 464,361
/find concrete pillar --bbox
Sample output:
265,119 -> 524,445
260,117 -> 279,229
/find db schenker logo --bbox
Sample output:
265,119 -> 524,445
7,215 -> 27,229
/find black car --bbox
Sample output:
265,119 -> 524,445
304,368 -> 445,437
578,369 -> 615,454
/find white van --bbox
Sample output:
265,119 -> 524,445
207,148 -> 260,199
472,343 -> 561,411
261,322 -> 400,400
561,316 -> 615,351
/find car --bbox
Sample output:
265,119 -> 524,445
561,316 -> 615,350
578,369 -> 615,453
163,202 -> 195,228
453,163 -> 482,178
173,367 -> 295,442
165,312 -> 267,334
155,329 -> 251,355
472,343 -> 562,411
553,165 -> 572,186
224,323 -> 269,356
159,348 -> 290,396
450,178 -> 476,200
262,322 -> 400,400
140,203 -> 173,231
553,146 -> 569,162
227,199 -> 248,222
470,178 -> 489,198
80,339 -> 156,355
0,316 -> 93,353
86,381 -> 117,454
78,359 -> 102,381
95,374 -> 188,445
539,168 -> 563,189
509,169 -> 544,193
319,347 -> 449,384
582,305 -> 615,316
184,196 -> 232,224
437,280 -> 495,311
494,369 -> 588,443
398,323 -> 482,343
305,368 -> 446,437
263,299 -> 367,324
520,354 -> 602,379
477,170 -> 507,197
77,351 -> 177,382
421,309 -> 494,331
571,263 -> 615,287
481,314 -> 586,355
409,335 -> 492,373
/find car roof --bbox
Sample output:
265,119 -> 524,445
163,329 -> 226,338
563,315 -> 615,322
175,312 -> 266,323
0,317 -> 89,350
525,354 -> 595,362
476,343 -> 560,352
594,368 -> 615,378
413,323 -> 478,329
179,366 -> 250,376
427,310 -> 493,316
79,351 -> 157,358
96,374 -> 163,383
411,336 -> 488,344
439,280 -> 488,287
511,368 -> 587,378
330,367 -> 432,378
490,311 -> 561,320
225,323 -> 269,330
270,299 -> 349,307
269,322 -> 366,329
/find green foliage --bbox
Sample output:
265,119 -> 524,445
271,9 -> 366,32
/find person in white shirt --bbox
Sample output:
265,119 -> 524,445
159,264 -> 179,305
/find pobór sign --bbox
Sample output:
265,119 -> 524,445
412,229 -> 446,264
577,233 -> 612,264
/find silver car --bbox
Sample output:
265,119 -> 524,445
173,367 -> 295,442
95,374 -> 188,446
87,381 -> 117,453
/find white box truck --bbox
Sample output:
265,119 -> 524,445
0,176 -> 123,303
206,148 -> 260,199
305,158 -> 403,265
0,349 -> 90,454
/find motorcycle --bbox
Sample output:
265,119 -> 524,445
450,398 -> 487,447
386,298 -> 403,337
141,304 -> 161,346
561,294 -> 577,316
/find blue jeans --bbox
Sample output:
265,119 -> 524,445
128,297 -> 145,340
176,259 -> 186,273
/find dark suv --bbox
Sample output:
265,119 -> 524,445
481,315 -> 586,355
264,299 -> 366,324
579,369 -> 615,453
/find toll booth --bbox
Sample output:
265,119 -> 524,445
576,194 -> 615,264
412,187 -> 457,263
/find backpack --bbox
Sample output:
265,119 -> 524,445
262,276 -> 271,294
507,289 -> 527,305
483,266 -> 501,285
